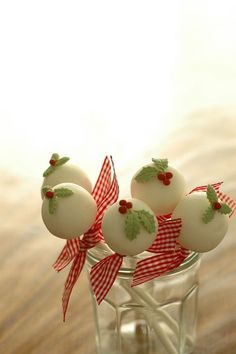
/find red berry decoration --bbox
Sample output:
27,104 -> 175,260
163,178 -> 171,186
126,202 -> 133,209
213,202 -> 222,210
119,200 -> 127,206
166,171 -> 173,179
157,173 -> 165,181
119,206 -> 127,214
49,159 -> 57,166
46,190 -> 54,199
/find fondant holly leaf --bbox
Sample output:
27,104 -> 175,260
202,206 -> 215,223
54,187 -> 73,198
49,197 -> 58,214
125,212 -> 141,240
135,166 -> 157,183
43,166 -> 55,177
218,203 -> 232,215
206,185 -> 218,203
51,153 -> 59,160
152,158 -> 168,172
136,210 -> 156,233
56,157 -> 70,167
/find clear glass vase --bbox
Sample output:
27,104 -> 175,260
87,244 -> 200,354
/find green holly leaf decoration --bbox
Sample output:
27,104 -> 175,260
152,158 -> 168,173
135,166 -> 158,183
206,185 -> 218,203
43,153 -> 70,177
54,187 -> 74,198
135,210 -> 156,233
56,157 -> 70,167
202,206 -> 215,224
125,212 -> 141,240
43,166 -> 55,177
51,153 -> 60,160
49,197 -> 58,214
218,203 -> 232,215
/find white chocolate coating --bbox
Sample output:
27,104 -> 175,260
102,198 -> 158,256
41,183 -> 97,239
172,192 -> 229,252
41,163 -> 92,198
131,164 -> 186,215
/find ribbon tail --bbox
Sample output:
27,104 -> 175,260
90,253 -> 123,305
148,218 -> 182,254
92,156 -> 111,206
53,239 -> 81,272
62,251 -> 87,321
216,189 -> 236,217
188,181 -> 223,195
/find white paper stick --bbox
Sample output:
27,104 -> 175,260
121,281 -> 178,354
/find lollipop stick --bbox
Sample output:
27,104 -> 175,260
121,281 -> 178,354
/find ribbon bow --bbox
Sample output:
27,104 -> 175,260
53,156 -> 119,320
90,218 -> 185,303
132,218 -> 188,286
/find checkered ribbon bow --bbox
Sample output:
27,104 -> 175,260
90,218 -> 186,303
132,218 -> 189,286
53,156 -> 119,320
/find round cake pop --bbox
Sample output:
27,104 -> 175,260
41,182 -> 97,239
41,153 -> 92,198
172,185 -> 232,252
102,198 -> 158,256
131,158 -> 186,215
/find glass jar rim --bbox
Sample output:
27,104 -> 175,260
87,242 -> 200,278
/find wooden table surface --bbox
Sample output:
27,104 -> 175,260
1,109 -> 236,354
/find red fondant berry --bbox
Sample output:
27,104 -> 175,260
119,200 -> 127,206
213,202 -> 221,210
46,190 -> 54,199
163,178 -> 171,186
49,159 -> 56,166
158,173 -> 165,181
166,171 -> 173,179
119,206 -> 127,214
126,202 -> 133,209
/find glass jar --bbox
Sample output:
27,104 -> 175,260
87,244 -> 200,354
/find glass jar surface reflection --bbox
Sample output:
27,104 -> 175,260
87,245 -> 200,354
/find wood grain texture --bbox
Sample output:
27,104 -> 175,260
1,109 -> 236,354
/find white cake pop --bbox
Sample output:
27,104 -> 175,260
172,186 -> 232,252
41,153 -> 92,198
102,198 -> 158,256
131,158 -> 186,215
41,182 -> 97,239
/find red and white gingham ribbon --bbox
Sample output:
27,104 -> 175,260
132,218 -> 189,286
189,181 -> 236,217
53,156 -> 119,320
90,253 -> 124,304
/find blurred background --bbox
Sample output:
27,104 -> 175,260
0,0 -> 236,186
1,1 -> 236,353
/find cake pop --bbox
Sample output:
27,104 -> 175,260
41,182 -> 97,239
172,185 -> 231,252
131,158 -> 186,215
41,153 -> 92,198
102,198 -> 158,256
